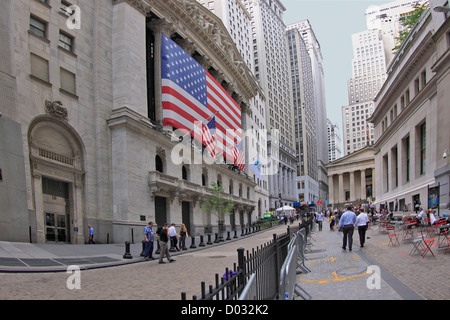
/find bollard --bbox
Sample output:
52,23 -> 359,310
123,241 -> 133,259
241,229 -> 245,236
234,230 -> 238,239
226,231 -> 231,241
199,235 -> 205,247
140,240 -> 146,257
190,236 -> 197,249
207,234 -> 213,245
214,233 -> 219,243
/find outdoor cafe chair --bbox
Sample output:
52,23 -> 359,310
409,237 -> 425,256
386,225 -> 400,247
402,220 -> 417,242
431,220 -> 447,237
437,228 -> 450,251
419,229 -> 435,259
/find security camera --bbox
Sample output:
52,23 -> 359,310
444,152 -> 448,159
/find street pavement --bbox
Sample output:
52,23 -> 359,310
0,220 -> 449,300
296,220 -> 450,300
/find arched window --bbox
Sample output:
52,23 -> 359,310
155,155 -> 163,173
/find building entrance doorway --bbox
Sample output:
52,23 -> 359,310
155,196 -> 167,228
42,178 -> 70,243
182,201 -> 191,235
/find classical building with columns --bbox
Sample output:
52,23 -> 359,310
326,146 -> 375,209
0,0 -> 265,243
370,2 -> 450,214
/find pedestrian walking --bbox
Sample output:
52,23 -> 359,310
355,209 -> 370,248
88,225 -> 95,244
159,223 -> 175,264
338,206 -> 356,251
178,223 -> 188,250
329,213 -> 336,231
144,221 -> 156,260
169,223 -> 180,251
316,211 -> 324,231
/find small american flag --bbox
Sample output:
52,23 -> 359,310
161,34 -> 242,161
203,117 -> 216,159
233,139 -> 245,173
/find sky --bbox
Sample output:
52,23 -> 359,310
282,0 -> 394,131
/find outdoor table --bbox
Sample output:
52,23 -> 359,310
402,222 -> 417,242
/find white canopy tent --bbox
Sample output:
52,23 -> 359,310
276,205 -> 296,212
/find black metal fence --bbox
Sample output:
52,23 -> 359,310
181,215 -> 314,300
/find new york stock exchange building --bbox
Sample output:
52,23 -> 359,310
0,0 -> 272,244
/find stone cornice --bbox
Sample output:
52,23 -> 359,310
147,0 -> 259,105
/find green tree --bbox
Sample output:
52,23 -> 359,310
201,182 -> 234,234
393,4 -> 429,53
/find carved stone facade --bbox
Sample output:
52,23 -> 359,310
0,0 -> 261,243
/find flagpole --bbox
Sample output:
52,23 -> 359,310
178,111 -> 219,142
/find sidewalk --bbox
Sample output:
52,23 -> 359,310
0,225 -> 283,273
295,220 -> 450,300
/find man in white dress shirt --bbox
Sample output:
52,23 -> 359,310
355,209 -> 370,248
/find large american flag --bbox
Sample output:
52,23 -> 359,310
161,33 -> 242,162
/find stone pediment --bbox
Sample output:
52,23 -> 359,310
326,146 -> 375,169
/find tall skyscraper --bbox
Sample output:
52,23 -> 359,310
243,0 -> 297,209
288,20 -> 329,208
197,0 -> 271,217
286,27 -> 319,205
327,119 -> 343,162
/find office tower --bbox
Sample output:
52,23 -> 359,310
327,119 -> 342,162
288,20 -> 329,208
286,27 -> 319,205
243,0 -> 297,209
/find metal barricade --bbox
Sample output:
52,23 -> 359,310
279,241 -> 312,300
239,273 -> 257,300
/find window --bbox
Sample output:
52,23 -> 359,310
30,15 -> 46,38
155,155 -> 163,173
60,0 -> 74,17
182,166 -> 188,181
391,146 -> 398,189
383,153 -> 389,193
403,136 -> 410,183
60,68 -> 76,95
59,31 -> 74,52
30,53 -> 49,82
421,70 -> 427,87
420,123 -> 426,175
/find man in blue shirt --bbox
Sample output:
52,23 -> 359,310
338,206 -> 357,251
88,225 -> 95,244
144,222 -> 156,260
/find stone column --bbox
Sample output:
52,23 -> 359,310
372,168 -> 376,201
112,2 -> 147,115
328,175 -> 334,206
338,174 -> 345,204
350,171 -> 355,202
360,169 -> 366,201
147,20 -> 175,125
